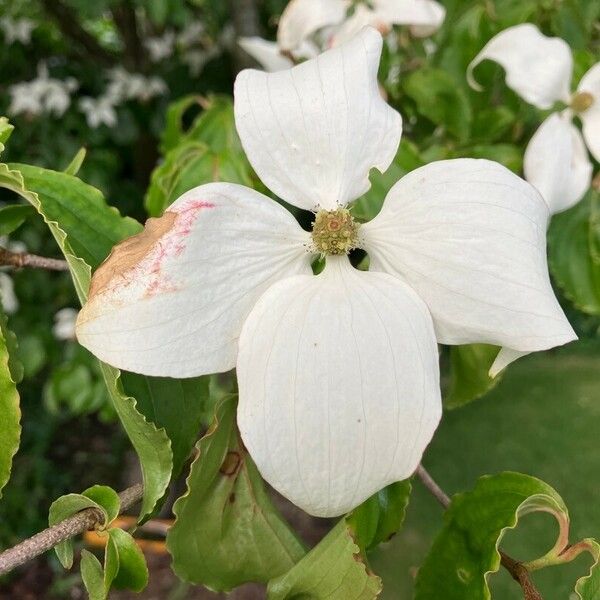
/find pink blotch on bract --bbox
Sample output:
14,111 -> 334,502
143,199 -> 215,297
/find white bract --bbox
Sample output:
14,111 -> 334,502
468,23 -> 599,214
240,0 -> 445,71
77,28 -> 575,517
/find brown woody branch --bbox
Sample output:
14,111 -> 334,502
0,484 -> 143,577
0,247 -> 69,271
39,0 -> 116,67
110,0 -> 146,71
415,464 -> 543,600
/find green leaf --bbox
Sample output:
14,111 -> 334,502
80,550 -> 105,600
404,68 -> 473,142
0,204 -> 36,236
352,140 -> 424,222
64,147 -> 87,176
167,396 -> 306,592
454,144 -> 522,173
267,519 -> 382,600
0,163 -> 91,301
145,142 -> 253,216
575,539 -> 600,600
9,163 -> 141,270
0,117 -> 14,155
0,162 -> 173,520
81,529 -> 148,599
161,95 -> 204,154
108,528 -> 149,592
548,193 -> 600,315
120,373 -> 209,478
149,96 -> 254,216
100,364 -> 172,519
348,481 -> 412,552
49,485 -> 119,569
444,344 -> 503,409
414,472 -> 570,600
0,305 -> 20,499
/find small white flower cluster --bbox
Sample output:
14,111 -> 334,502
8,64 -> 78,118
0,16 -> 35,45
0,235 -> 27,315
78,68 -> 167,129
142,21 -> 229,75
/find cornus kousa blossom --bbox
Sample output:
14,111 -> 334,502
240,0 -> 445,72
76,28 -> 576,517
468,23 -> 600,215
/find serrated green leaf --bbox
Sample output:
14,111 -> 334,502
0,162 -> 173,520
9,163 -> 141,270
49,485 -> 118,569
100,364 -> 172,519
64,147 -> 87,176
167,396 -> 306,592
0,304 -> 20,499
121,373 -> 209,478
445,344 -> 503,409
404,68 -> 472,141
348,481 -> 412,552
161,95 -> 204,154
145,141 -> 253,216
548,193 -> 600,315
108,528 -> 148,592
267,519 -> 382,600
0,204 -> 36,236
414,472 -> 569,600
575,539 -> 600,599
0,117 -> 14,155
80,550 -> 105,600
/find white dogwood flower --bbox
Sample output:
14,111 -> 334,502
468,23 -> 599,214
240,0 -> 445,71
76,28 -> 575,517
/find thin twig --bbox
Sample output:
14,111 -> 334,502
415,464 -> 544,600
0,247 -> 69,271
0,484 -> 143,576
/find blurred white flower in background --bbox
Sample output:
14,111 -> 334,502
0,273 -> 19,315
8,64 -> 78,117
239,0 -> 445,71
0,236 -> 27,315
176,22 -> 206,48
0,17 -> 35,45
144,31 -> 176,63
79,96 -> 118,129
53,308 -> 79,341
469,23 -> 600,214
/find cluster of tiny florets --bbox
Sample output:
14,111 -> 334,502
311,208 -> 359,255
571,91 -> 594,113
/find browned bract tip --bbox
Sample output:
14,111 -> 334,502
89,211 -> 177,297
